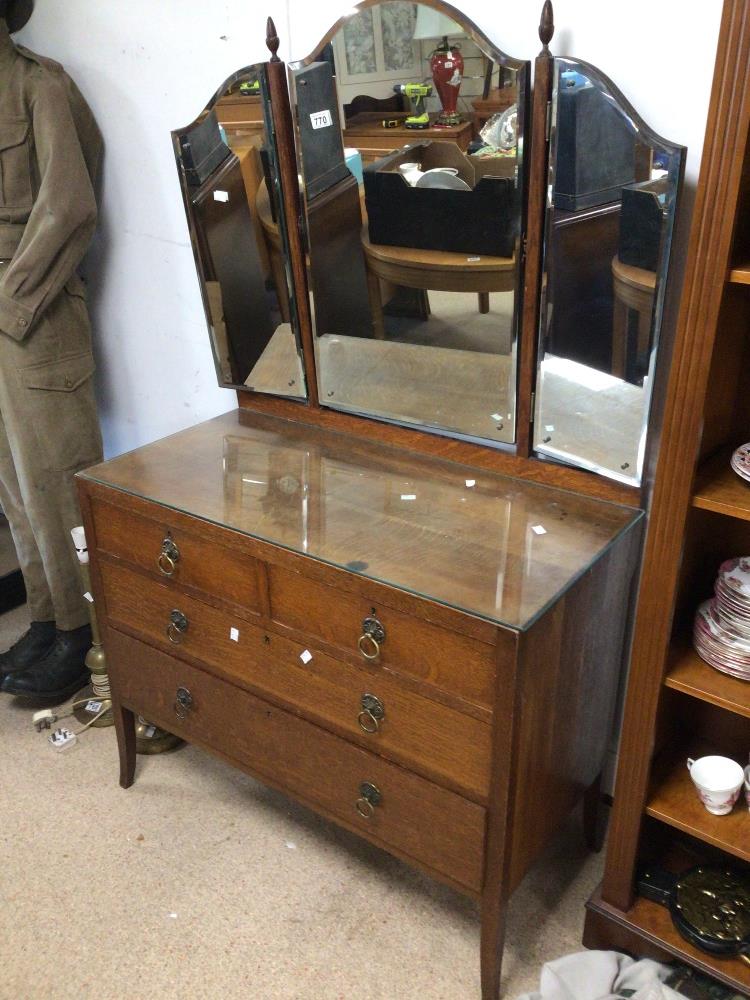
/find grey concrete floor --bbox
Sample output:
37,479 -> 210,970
0,602 -> 604,1000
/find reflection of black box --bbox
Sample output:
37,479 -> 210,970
293,62 -> 350,200
178,109 -> 231,188
553,68 -> 637,211
364,142 -> 518,258
619,178 -> 669,271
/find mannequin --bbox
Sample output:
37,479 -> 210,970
0,1 -> 104,701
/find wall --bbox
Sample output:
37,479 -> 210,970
16,0 -> 723,458
16,1 -> 292,457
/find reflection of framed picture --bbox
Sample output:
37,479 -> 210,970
333,2 -> 420,87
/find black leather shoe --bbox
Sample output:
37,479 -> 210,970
1,624 -> 91,702
0,621 -> 57,684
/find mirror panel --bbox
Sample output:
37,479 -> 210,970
534,58 -> 685,485
172,65 -> 307,398
292,2 -> 529,445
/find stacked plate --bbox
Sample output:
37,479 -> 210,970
693,557 -> 750,680
731,442 -> 750,483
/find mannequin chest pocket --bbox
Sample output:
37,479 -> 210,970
0,119 -> 33,211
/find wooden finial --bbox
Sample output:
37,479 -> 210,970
266,16 -> 280,62
539,0 -> 554,48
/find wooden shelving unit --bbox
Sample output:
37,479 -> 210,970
646,747 -> 750,862
693,448 -> 750,520
729,262 -> 750,284
666,638 -> 750,718
583,1 -> 750,992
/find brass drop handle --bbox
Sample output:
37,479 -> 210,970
158,536 -> 180,577
358,693 -> 385,734
174,686 -> 193,720
167,608 -> 188,644
358,615 -> 385,661
355,781 -> 382,819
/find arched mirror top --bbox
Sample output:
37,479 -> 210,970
173,64 -> 270,137
552,57 -> 685,167
293,0 -> 529,74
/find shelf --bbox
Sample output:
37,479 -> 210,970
586,886 -> 750,994
646,746 -> 750,863
665,637 -> 750,719
692,448 -> 750,520
729,261 -> 750,284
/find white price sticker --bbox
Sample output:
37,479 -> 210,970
230,627 -> 239,642
532,524 -> 547,536
300,649 -> 313,665
213,190 -> 229,203
85,700 -> 103,714
84,591 -> 94,603
310,109 -> 332,130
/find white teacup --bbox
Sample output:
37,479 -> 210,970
744,764 -> 750,811
398,162 -> 423,187
687,755 -> 744,815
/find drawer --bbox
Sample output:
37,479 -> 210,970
107,628 -> 486,892
268,565 -> 496,708
90,497 -> 262,615
100,560 -> 492,800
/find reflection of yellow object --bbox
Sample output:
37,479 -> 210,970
393,83 -> 432,129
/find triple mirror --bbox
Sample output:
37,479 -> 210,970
172,3 -> 685,488
172,65 -> 307,398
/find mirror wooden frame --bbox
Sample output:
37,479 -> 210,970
226,2 -> 681,512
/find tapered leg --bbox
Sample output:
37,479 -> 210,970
583,771 -> 606,852
113,702 -> 136,789
481,891 -> 509,999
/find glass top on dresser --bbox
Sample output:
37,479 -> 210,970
80,410 -> 642,631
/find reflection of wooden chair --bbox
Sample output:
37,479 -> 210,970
611,255 -> 656,381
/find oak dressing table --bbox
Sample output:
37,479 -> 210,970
80,4 -> 685,996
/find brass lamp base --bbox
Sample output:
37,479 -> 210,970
435,110 -> 462,127
135,715 -> 184,755
72,683 -> 114,729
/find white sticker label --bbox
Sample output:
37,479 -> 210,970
143,725 -> 156,739
400,494 -> 416,501
545,424 -> 555,433
465,479 -> 476,488
300,649 -> 312,664
85,700 -> 103,714
84,591 -> 94,603
532,524 -> 547,536
230,627 -> 239,642
213,190 -> 229,202
467,256 -> 481,262
310,109 -> 333,130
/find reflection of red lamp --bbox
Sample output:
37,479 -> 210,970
413,10 -> 465,127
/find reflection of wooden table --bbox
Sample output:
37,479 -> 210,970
361,226 -> 516,339
611,255 -> 656,380
342,113 -> 474,163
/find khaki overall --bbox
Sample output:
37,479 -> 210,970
0,22 -> 103,630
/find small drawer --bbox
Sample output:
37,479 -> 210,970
90,497 -> 262,615
268,565 -> 496,708
100,561 -> 492,800
107,628 -> 486,892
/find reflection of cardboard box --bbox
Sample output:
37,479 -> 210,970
364,141 -> 518,257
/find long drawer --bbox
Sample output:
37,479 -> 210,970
100,559 -> 492,800
89,497 -> 263,615
106,628 -> 486,892
268,564 -> 496,708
